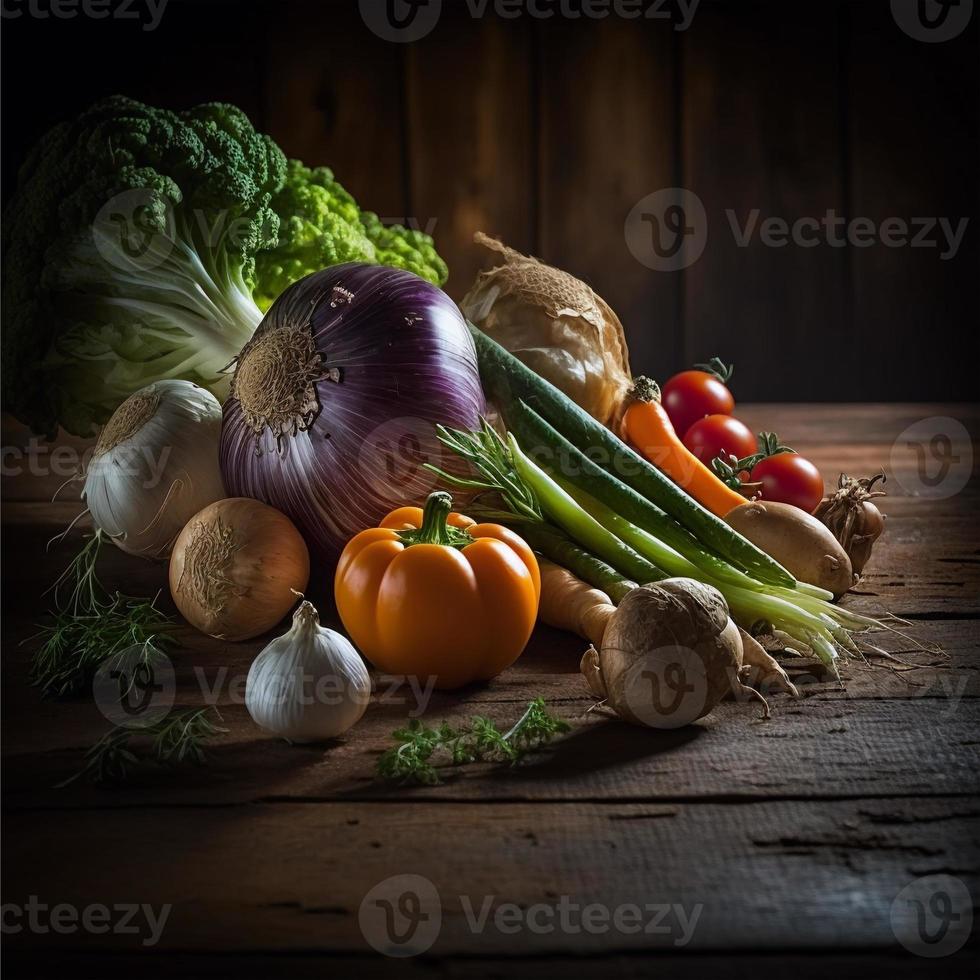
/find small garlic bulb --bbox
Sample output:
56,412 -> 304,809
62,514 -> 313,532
245,600 -> 370,743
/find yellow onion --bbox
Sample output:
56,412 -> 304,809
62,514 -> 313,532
169,498 -> 310,641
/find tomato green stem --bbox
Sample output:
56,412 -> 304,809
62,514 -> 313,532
694,356 -> 734,384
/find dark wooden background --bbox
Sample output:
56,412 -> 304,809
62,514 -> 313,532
2,0 -> 978,402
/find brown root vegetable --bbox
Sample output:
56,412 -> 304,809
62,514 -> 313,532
813,473 -> 887,578
460,233 -> 633,429
537,561 -> 617,648
725,500 -> 854,598
736,628 -> 800,698
579,578 -> 763,729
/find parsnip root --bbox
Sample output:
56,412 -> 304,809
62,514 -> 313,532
737,627 -> 800,698
538,560 -> 617,648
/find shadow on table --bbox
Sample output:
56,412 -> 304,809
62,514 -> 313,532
499,717 -> 703,782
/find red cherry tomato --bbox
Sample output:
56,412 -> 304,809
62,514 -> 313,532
683,415 -> 758,466
661,369 -> 735,439
751,454 -> 825,513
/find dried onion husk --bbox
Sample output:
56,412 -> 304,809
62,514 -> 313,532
813,473 -> 887,578
460,233 -> 632,429
82,380 -> 226,559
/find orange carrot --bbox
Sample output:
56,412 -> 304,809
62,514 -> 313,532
622,377 -> 747,517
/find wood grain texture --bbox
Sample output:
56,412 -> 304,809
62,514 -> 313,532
407,9 -> 535,299
5,951 -> 976,980
681,0 -> 847,399
4,693 -> 979,809
537,15 -> 680,379
846,1 -> 980,402
262,0 -> 408,220
3,799 -> 978,955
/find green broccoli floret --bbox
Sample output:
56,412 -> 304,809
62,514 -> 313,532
3,97 -> 449,436
3,96 -> 284,436
253,161 -> 448,310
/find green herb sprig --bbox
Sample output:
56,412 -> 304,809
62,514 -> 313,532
377,698 -> 569,785
427,419 -> 543,523
58,707 -> 226,787
30,530 -> 174,698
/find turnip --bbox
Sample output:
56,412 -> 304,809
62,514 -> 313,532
537,564 -> 774,728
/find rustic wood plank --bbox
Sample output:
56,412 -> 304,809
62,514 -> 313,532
537,15 -> 680,379
5,951 -> 974,980
681,1 -> 847,400
846,2 -> 980,403
262,0 -> 407,220
5,677 -> 978,808
3,798 -> 977,955
735,403 -> 980,448
406,9 -> 534,300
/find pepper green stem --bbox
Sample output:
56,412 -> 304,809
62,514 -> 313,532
417,491 -> 455,544
398,491 -> 473,550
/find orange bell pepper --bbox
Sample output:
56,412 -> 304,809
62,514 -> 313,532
334,491 -> 541,690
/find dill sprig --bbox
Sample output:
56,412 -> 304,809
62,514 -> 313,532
30,529 -> 174,699
57,707 -> 227,787
377,698 -> 569,786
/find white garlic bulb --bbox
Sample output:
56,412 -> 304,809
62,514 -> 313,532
245,601 -> 371,742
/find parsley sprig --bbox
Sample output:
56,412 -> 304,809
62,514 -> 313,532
377,698 -> 569,785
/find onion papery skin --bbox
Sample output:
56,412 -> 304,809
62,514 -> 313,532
83,380 -> 226,559
169,497 -> 310,641
219,264 -> 486,562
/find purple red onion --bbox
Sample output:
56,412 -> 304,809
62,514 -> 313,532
220,263 -> 485,561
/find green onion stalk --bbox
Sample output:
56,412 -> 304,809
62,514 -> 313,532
430,421 -> 880,677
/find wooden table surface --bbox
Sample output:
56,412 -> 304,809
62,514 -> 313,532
2,404 -> 978,978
